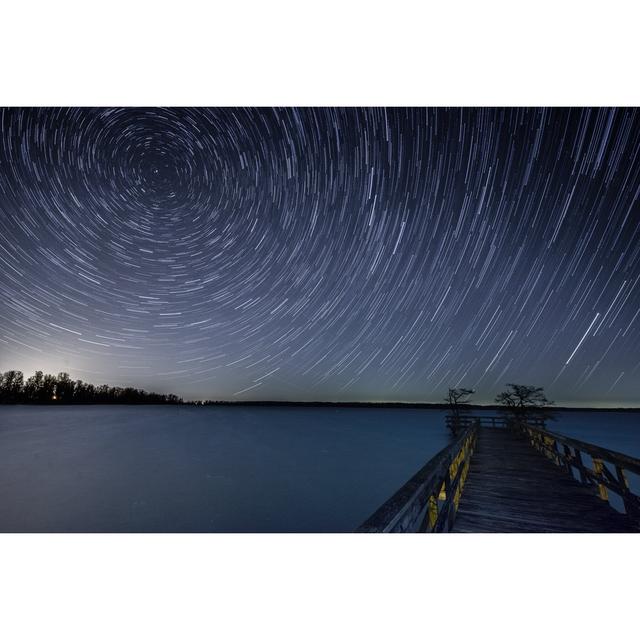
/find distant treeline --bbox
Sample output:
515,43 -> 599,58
0,370 -> 182,405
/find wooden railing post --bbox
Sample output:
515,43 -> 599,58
425,494 -> 438,531
441,469 -> 453,532
592,458 -> 609,501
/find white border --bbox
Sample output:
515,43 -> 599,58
1,1 -> 639,106
1,534 -> 638,640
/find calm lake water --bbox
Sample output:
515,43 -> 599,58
0,406 -> 638,532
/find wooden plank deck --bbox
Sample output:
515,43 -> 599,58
453,428 -> 637,533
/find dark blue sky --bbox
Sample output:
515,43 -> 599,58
1,107 -> 639,404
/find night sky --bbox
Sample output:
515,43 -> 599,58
0,107 -> 639,405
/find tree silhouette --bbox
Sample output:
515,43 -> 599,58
41,374 -> 57,402
56,372 -> 75,402
24,370 -> 44,402
0,370 -> 24,403
495,383 -> 554,427
445,387 -> 475,435
0,370 -> 183,405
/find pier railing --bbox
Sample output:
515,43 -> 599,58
511,421 -> 640,523
356,426 -> 478,533
445,414 -> 546,431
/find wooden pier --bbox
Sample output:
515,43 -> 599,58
357,416 -> 640,533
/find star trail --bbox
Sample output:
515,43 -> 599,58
0,107 -> 639,404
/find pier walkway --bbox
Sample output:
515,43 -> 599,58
357,416 -> 640,533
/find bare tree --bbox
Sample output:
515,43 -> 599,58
495,384 -> 553,427
445,387 -> 475,435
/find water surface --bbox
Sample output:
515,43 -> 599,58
0,406 -> 638,532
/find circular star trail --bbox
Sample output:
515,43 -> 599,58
0,107 -> 639,404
